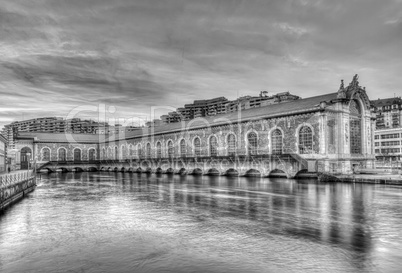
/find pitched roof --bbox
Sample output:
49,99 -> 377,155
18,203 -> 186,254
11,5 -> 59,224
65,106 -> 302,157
17,132 -> 105,143
116,92 -> 338,141
371,97 -> 402,107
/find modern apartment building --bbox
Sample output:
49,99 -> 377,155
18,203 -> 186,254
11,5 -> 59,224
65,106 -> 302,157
158,91 -> 300,125
1,117 -> 110,149
0,134 -> 7,173
371,97 -> 402,129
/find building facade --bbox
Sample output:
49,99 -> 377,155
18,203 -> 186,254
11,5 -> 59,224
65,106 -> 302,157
0,134 -> 7,173
14,75 -> 376,176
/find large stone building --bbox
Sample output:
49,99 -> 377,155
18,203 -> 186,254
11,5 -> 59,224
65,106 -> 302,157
12,75 -> 375,176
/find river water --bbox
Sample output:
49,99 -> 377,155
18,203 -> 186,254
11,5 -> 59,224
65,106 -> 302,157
1,172 -> 402,273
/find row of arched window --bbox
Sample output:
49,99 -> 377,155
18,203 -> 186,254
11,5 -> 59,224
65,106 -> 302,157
100,125 -> 314,159
40,147 -> 97,162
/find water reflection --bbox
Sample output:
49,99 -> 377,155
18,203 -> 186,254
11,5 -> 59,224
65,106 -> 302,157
0,172 -> 402,273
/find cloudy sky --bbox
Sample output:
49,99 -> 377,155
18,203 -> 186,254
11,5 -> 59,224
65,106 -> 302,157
1,0 -> 401,128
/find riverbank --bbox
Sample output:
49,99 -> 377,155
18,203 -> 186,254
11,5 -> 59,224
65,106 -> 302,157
318,172 -> 402,185
0,171 -> 36,212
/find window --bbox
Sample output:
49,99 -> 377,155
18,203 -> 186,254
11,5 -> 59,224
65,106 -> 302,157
88,149 -> 96,161
247,132 -> 258,155
168,141 -> 174,158
122,145 -> 127,159
180,139 -> 186,157
299,126 -> 313,154
102,148 -> 106,159
74,148 -> 81,162
227,134 -> 236,156
375,135 -> 379,140
146,143 -> 151,158
327,120 -> 336,146
156,142 -> 162,158
137,144 -> 142,158
42,147 -> 51,161
271,129 -> 283,154
349,100 -> 362,154
115,146 -> 118,160
194,137 -> 201,156
209,136 -> 218,156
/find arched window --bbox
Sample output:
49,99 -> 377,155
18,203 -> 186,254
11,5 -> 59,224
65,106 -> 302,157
156,142 -> 162,158
114,146 -> 118,160
180,139 -> 186,157
299,126 -> 313,154
137,144 -> 142,158
350,100 -> 362,154
271,129 -> 283,154
42,147 -> 51,161
102,148 -> 106,160
58,148 -> 66,161
73,148 -> 81,162
247,132 -> 258,155
122,145 -> 127,159
88,149 -> 96,161
129,144 -> 134,158
209,136 -> 218,157
194,137 -> 201,156
227,134 -> 236,156
146,143 -> 151,158
168,141 -> 174,158
107,147 -> 112,159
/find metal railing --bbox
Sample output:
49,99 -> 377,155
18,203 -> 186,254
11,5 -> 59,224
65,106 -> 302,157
0,171 -> 34,190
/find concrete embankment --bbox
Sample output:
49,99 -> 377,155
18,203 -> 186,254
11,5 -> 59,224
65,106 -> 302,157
318,172 -> 402,185
0,171 -> 37,212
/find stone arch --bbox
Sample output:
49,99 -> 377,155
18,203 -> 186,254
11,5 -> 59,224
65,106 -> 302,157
136,143 -> 142,158
206,168 -> 220,176
225,168 -> 239,176
191,168 -> 203,175
179,168 -> 186,175
295,123 -> 315,154
245,168 -> 261,177
114,145 -> 119,160
349,99 -> 363,154
268,169 -> 287,178
101,147 -> 106,160
40,146 -> 51,161
156,167 -> 163,173
121,144 -> 128,160
166,167 -> 174,174
107,146 -> 113,159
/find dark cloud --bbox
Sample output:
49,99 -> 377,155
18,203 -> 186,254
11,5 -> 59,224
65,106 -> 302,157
1,0 -> 402,127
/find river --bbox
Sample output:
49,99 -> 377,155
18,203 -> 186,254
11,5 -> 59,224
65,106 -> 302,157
1,172 -> 402,273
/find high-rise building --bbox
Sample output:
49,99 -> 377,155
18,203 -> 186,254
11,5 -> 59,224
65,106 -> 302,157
1,117 -> 109,149
154,92 -> 300,126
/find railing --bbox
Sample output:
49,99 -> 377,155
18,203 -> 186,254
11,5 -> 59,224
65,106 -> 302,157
0,171 -> 34,190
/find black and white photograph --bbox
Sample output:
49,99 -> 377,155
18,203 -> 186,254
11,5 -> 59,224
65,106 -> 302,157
1,0 -> 402,272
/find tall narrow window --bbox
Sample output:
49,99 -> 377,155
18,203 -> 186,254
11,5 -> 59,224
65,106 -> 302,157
227,134 -> 236,156
194,137 -> 201,156
74,148 -> 81,162
180,139 -> 186,157
209,136 -> 218,156
299,126 -> 313,154
122,145 -> 127,159
156,142 -> 162,158
349,100 -> 362,154
108,147 -> 112,159
102,148 -> 106,159
58,148 -> 66,161
271,129 -> 283,154
115,146 -> 118,160
88,149 -> 96,161
42,148 -> 51,161
146,143 -> 151,158
247,132 -> 258,155
168,141 -> 174,158
137,144 -> 142,158
129,145 -> 134,158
